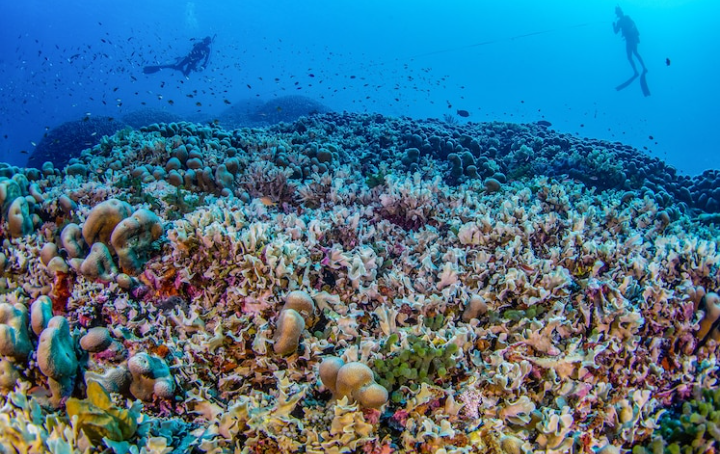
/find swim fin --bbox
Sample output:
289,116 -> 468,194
615,73 -> 638,91
639,70 -> 651,97
143,66 -> 164,74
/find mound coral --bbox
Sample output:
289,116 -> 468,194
320,357 -> 389,409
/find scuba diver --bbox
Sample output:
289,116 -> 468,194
613,7 -> 650,96
144,36 -> 214,76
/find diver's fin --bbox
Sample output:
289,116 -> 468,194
639,70 -> 651,97
615,73 -> 638,91
143,65 -> 176,74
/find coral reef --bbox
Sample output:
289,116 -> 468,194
0,112 -> 718,453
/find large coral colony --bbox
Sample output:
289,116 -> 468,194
0,111 -> 719,454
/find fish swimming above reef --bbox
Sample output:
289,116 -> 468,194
456,109 -> 470,118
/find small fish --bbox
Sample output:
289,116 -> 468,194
276,106 -> 282,112
665,57 -> 671,66
537,120 -> 552,127
456,109 -> 470,117
223,99 -> 231,104
258,196 -> 276,207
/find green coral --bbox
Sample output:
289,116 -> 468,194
65,380 -> 140,445
373,334 -> 458,402
114,176 -> 162,211
423,313 -> 446,331
365,169 -> 389,189
162,186 -> 205,220
633,387 -> 720,454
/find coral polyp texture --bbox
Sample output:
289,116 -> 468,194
0,112 -> 719,453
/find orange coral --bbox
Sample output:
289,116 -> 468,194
50,271 -> 72,314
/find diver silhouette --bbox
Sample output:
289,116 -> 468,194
144,36 -> 214,77
613,7 -> 650,96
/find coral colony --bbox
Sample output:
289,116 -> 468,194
0,112 -> 720,453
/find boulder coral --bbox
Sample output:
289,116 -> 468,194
7,197 -> 33,238
110,208 -> 163,274
0,178 -> 35,238
79,242 -> 119,282
320,357 -> 389,409
0,302 -> 32,360
30,295 -> 53,336
273,290 -> 315,356
82,198 -> 133,247
60,223 -> 85,259
79,327 -> 113,352
127,352 -> 175,401
37,316 -> 79,406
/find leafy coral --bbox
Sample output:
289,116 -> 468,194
65,380 -> 140,445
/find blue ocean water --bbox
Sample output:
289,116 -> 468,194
1,0 -> 718,175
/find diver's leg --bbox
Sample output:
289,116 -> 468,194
634,49 -> 647,72
626,44 -> 638,75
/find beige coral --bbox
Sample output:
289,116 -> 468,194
37,316 -> 78,406
273,290 -> 316,356
127,352 -> 175,401
110,208 -> 163,274
319,357 -> 388,409
82,198 -> 132,247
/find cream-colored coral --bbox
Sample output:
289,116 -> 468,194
273,290 -> 316,356
319,357 -> 388,409
79,327 -> 112,352
110,208 -> 163,274
82,198 -> 132,246
127,352 -> 175,401
80,242 -> 118,282
6,197 -> 33,238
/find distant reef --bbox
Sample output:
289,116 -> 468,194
216,95 -> 332,129
26,109 -> 720,215
121,108 -> 184,130
29,116 -> 127,169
